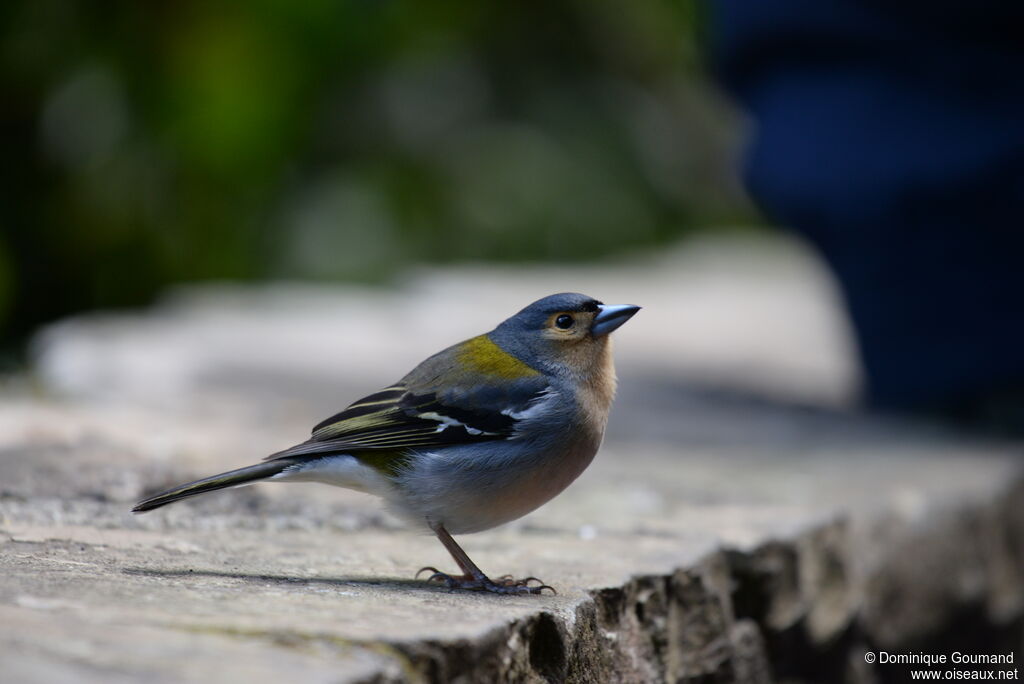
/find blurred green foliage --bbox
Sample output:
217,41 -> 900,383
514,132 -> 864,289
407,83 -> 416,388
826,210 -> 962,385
0,0 -> 751,354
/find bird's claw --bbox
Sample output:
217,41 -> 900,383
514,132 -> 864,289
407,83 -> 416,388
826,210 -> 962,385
415,568 -> 555,595
493,575 -> 554,592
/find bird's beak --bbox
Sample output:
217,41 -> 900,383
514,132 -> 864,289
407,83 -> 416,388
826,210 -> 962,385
591,304 -> 641,337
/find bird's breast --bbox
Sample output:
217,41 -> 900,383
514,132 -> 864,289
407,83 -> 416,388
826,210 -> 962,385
574,339 -> 617,437
393,418 -> 604,535
390,348 -> 618,534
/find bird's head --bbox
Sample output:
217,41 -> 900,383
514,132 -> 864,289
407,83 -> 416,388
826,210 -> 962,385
490,293 -> 640,377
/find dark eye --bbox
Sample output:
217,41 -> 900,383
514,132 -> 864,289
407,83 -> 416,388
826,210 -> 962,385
555,314 -> 575,329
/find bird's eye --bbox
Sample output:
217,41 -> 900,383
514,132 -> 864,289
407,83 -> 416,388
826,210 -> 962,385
554,314 -> 575,329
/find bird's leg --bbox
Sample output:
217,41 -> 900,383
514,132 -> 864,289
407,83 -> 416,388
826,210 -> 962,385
416,523 -> 554,595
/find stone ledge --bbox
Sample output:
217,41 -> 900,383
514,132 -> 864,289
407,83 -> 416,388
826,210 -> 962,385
2,395 -> 1021,683
3,243 -> 1022,682
351,481 -> 1024,683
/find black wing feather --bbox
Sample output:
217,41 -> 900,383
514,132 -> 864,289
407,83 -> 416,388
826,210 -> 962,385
265,376 -> 550,463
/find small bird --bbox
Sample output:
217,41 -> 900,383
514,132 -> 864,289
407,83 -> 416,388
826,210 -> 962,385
133,293 -> 639,594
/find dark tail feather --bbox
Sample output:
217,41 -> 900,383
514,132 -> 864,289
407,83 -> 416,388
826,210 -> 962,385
132,460 -> 296,513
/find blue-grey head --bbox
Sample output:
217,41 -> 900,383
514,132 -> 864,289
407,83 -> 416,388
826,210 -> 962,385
490,293 -> 640,374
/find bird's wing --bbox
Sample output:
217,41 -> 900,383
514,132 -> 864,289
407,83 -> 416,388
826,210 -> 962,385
265,376 -> 553,462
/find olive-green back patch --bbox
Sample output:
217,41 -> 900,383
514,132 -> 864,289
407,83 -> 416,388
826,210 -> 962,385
457,335 -> 539,379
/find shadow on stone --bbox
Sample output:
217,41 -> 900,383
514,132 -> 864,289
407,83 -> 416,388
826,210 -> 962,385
121,566 -> 565,598
122,566 -> 442,592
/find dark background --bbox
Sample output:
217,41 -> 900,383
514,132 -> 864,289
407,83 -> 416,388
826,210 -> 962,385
0,0 -> 756,360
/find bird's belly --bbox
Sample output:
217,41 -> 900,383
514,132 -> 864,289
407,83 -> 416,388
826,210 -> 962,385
393,438 -> 600,535
438,471 -> 565,534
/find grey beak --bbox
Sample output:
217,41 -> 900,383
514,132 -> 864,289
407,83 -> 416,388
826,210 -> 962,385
591,304 -> 641,337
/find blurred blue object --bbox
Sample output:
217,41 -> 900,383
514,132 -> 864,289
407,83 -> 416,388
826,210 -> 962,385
711,0 -> 1024,419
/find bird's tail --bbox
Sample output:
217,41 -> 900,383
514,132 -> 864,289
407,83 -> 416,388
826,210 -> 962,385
131,460 -> 298,513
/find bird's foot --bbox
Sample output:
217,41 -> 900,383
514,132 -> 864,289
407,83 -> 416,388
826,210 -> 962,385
416,567 -> 555,595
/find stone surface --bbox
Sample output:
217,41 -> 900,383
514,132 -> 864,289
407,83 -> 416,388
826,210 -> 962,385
3,235 -> 1022,682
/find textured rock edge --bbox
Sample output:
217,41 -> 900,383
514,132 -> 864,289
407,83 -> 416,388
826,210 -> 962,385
343,476 -> 1024,683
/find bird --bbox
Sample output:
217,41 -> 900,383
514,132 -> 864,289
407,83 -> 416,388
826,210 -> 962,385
132,292 -> 640,595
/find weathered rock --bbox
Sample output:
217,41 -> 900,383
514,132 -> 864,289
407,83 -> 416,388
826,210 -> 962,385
3,237 -> 1022,682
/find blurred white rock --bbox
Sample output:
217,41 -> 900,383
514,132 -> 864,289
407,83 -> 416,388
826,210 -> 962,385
32,234 -> 860,416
